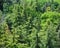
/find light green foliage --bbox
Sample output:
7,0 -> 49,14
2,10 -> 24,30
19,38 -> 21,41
0,0 -> 60,48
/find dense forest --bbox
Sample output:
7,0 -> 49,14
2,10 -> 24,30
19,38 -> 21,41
0,0 -> 60,48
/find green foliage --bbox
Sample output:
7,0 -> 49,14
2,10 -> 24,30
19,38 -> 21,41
0,0 -> 60,48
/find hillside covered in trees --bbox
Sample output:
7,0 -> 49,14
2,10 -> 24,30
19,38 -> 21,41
0,0 -> 60,48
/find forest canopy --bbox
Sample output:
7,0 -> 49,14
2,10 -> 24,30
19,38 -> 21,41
0,0 -> 60,48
